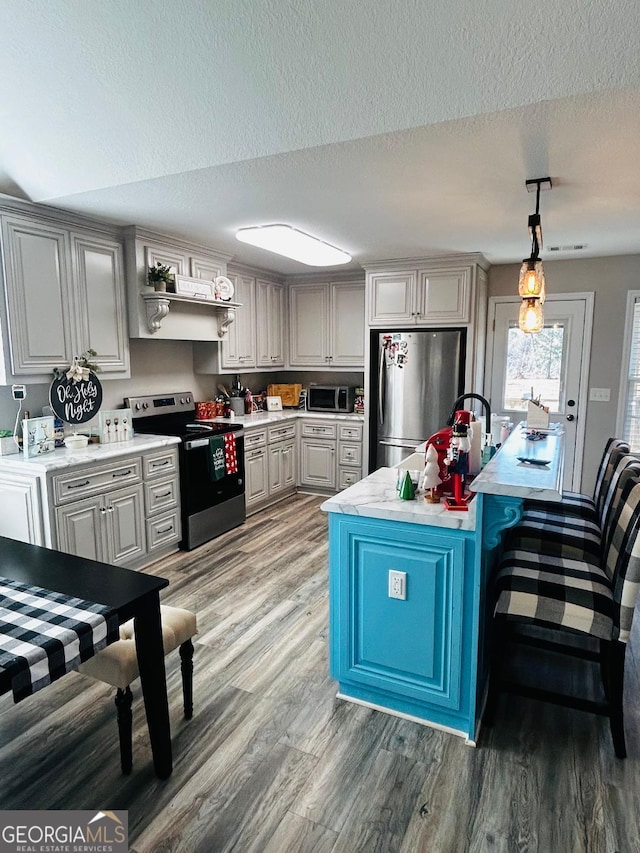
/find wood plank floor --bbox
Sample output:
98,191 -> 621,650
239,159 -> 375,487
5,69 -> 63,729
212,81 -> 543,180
2,492 -> 640,852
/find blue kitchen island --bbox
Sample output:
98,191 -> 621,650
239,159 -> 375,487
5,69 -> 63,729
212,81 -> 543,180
321,425 -> 564,744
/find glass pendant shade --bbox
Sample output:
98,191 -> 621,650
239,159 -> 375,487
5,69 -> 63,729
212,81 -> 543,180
519,297 -> 544,334
518,258 -> 546,303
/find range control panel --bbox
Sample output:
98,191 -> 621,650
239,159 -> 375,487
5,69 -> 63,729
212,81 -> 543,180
125,392 -> 195,417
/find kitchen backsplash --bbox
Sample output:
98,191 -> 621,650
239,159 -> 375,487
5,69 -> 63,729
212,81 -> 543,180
0,339 -> 364,433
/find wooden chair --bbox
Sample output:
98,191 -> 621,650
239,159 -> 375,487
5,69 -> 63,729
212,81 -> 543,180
76,605 -> 197,773
486,467 -> 640,758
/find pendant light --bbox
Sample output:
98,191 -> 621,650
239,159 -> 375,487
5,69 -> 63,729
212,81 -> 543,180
518,297 -> 544,334
518,177 -> 552,333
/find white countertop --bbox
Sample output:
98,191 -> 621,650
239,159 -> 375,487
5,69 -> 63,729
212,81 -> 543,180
469,422 -> 564,502
0,434 -> 180,473
320,466 -> 477,531
198,410 -> 365,428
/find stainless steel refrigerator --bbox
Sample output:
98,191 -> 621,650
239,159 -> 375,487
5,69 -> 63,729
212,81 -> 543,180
374,329 -> 465,468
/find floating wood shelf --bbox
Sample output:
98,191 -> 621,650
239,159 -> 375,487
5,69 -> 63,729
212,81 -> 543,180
141,292 -> 242,336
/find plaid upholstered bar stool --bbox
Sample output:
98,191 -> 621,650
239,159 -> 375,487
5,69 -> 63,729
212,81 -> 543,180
76,605 -> 197,773
486,467 -> 640,758
507,448 -> 640,563
521,437 -> 630,523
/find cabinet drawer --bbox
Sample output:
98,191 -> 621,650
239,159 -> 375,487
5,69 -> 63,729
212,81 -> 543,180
267,421 -> 296,443
339,443 -> 362,467
244,428 -> 267,450
339,423 -> 363,442
147,509 -> 181,551
301,421 -> 337,439
144,476 -> 179,516
339,468 -> 361,490
144,448 -> 179,479
53,458 -> 142,504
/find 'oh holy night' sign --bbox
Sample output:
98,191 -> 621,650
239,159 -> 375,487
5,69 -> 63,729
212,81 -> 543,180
50,370 -> 103,425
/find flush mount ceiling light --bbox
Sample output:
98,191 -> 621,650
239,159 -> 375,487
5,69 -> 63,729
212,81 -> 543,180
518,177 -> 552,333
235,224 -> 352,266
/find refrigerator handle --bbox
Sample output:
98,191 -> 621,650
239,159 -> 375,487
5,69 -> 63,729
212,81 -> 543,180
378,343 -> 385,425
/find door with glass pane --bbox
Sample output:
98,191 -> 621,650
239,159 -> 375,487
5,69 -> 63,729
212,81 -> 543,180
487,295 -> 593,491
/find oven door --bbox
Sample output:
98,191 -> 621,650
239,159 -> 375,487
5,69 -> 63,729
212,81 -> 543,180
181,429 -> 245,516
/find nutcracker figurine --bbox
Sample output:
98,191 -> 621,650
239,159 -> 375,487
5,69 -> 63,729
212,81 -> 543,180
444,419 -> 471,510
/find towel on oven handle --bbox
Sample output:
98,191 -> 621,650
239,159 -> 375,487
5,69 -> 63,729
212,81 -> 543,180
207,435 -> 226,481
224,433 -> 238,474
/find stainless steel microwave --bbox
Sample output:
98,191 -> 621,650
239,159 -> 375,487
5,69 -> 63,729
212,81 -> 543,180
307,385 -> 355,413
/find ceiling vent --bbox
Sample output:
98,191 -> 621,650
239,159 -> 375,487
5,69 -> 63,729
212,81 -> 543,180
547,244 -> 588,252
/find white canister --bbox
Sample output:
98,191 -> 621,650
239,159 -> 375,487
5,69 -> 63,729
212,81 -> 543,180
490,415 -> 510,446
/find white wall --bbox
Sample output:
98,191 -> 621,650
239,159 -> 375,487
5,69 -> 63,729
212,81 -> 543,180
488,254 -> 640,492
0,337 -> 365,435
0,340 -> 217,434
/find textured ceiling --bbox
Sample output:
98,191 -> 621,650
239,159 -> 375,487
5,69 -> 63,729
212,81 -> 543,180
1,0 -> 639,273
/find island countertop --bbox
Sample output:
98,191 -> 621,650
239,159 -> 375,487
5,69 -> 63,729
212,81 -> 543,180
320,466 -> 477,531
469,422 -> 564,502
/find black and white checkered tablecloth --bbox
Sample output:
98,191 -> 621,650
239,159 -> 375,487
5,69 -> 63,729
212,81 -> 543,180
0,576 -> 119,702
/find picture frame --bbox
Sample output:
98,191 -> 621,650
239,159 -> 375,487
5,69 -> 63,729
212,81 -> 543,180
22,416 -> 55,459
98,408 -> 134,444
266,396 -> 283,412
174,274 -> 216,301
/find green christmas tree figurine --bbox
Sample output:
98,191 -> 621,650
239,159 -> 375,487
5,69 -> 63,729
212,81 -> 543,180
398,470 -> 416,500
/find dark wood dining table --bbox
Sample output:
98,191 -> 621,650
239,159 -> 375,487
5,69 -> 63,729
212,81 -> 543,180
0,536 -> 173,779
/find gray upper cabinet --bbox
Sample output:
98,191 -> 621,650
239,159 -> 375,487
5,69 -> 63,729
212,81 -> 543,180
71,233 -> 129,374
145,243 -> 189,277
191,254 -> 226,281
367,264 -> 472,327
288,279 -> 365,368
364,254 -> 489,409
124,226 -> 233,341
221,273 -> 257,369
256,278 -> 285,367
193,266 -> 286,375
0,212 -> 130,383
1,217 -> 75,376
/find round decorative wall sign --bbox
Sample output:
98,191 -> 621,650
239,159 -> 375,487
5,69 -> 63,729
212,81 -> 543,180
49,370 -> 103,425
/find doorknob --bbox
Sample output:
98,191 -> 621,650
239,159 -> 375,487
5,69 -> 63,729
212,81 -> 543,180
566,414 -> 576,421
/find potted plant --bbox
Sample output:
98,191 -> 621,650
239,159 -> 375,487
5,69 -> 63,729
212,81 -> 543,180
147,262 -> 174,292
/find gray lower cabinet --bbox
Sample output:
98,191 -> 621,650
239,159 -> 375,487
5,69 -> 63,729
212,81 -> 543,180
337,422 -> 363,491
244,417 -> 364,508
300,438 -> 336,490
268,438 -> 296,494
245,423 -> 297,514
142,448 -> 181,557
299,420 -> 337,490
52,446 -> 180,568
246,446 -> 269,509
56,483 -> 146,566
300,420 -> 364,492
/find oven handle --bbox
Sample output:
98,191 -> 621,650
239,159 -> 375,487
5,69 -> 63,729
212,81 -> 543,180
184,430 -> 243,450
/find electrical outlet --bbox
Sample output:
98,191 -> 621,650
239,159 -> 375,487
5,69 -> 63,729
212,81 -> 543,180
388,570 -> 407,600
11,384 -> 26,401
589,387 -> 611,402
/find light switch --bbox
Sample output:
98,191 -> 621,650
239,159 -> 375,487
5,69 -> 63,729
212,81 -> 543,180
589,388 -> 611,402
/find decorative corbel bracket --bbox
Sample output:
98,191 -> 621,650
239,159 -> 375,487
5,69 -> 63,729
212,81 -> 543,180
144,295 -> 171,334
481,494 -> 524,550
217,307 -> 236,338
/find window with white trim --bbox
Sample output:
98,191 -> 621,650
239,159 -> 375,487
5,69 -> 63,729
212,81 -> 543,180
619,291 -> 640,451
